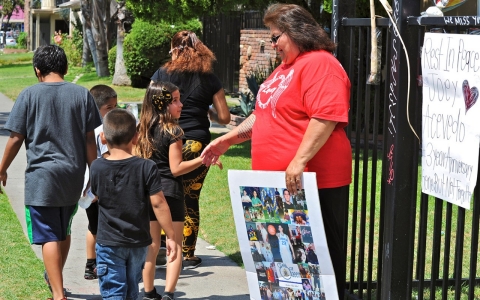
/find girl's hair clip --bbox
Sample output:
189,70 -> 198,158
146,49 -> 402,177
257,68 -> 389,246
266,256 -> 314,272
151,87 -> 173,112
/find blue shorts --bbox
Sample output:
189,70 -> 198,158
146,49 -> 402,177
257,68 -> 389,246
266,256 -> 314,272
96,244 -> 147,300
25,204 -> 78,245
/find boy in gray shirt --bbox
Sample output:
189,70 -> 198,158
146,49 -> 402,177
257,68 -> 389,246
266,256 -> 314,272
0,44 -> 101,300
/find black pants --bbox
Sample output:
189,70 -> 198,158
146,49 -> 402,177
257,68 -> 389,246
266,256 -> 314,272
318,185 -> 348,300
182,140 -> 210,258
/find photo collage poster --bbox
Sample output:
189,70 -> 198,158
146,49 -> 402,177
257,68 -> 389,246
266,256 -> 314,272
228,170 -> 338,300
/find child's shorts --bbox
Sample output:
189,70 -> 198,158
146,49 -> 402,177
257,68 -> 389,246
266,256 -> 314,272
149,195 -> 185,222
85,201 -> 99,235
25,204 -> 77,245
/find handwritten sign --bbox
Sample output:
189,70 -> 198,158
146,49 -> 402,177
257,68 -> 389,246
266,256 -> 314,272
421,33 -> 480,209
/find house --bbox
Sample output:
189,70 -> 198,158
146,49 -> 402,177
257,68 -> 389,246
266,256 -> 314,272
0,5 -> 25,33
29,0 -> 80,50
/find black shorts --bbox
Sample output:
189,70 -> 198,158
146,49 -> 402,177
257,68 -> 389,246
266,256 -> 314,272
85,201 -> 99,235
149,195 -> 185,222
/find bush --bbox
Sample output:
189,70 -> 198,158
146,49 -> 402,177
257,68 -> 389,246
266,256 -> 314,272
17,32 -> 27,49
56,30 -> 83,67
108,45 -> 117,76
123,18 -> 202,88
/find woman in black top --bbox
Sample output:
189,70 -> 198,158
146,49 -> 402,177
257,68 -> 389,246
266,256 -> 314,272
151,30 -> 230,269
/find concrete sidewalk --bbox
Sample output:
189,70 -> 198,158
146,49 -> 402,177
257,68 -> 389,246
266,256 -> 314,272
0,92 -> 250,299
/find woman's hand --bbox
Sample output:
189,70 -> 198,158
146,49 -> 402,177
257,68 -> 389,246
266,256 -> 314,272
285,118 -> 337,194
201,138 -> 230,166
285,159 -> 305,195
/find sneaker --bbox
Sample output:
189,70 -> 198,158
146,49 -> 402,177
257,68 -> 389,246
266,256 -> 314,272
143,290 -> 162,300
155,247 -> 167,267
182,257 -> 202,269
84,263 -> 97,280
162,296 -> 174,300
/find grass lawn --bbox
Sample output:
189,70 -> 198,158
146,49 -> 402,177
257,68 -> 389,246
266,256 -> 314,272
0,191 -> 51,298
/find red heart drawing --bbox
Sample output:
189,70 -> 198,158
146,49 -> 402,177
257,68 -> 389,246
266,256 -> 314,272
463,80 -> 478,114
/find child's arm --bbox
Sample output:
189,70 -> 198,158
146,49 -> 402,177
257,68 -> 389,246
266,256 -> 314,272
0,132 -> 25,190
150,190 -> 177,262
169,140 -> 222,177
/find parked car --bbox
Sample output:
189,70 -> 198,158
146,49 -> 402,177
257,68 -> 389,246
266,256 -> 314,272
5,33 -> 17,47
0,31 -> 4,48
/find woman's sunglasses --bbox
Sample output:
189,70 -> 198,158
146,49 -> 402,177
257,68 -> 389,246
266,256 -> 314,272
270,32 -> 284,44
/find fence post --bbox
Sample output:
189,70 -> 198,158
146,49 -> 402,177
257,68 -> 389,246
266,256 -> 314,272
381,0 -> 420,299
332,0 -> 355,60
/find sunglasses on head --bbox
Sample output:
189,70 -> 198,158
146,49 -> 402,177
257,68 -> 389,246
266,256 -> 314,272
270,32 -> 284,44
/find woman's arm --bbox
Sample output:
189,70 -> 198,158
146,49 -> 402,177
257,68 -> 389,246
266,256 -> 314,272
210,89 -> 231,125
285,118 -> 337,194
201,114 -> 256,165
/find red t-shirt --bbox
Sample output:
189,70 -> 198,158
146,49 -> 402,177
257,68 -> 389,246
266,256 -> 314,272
252,50 -> 352,189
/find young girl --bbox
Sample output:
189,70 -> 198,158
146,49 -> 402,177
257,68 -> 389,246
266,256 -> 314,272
136,81 -> 222,300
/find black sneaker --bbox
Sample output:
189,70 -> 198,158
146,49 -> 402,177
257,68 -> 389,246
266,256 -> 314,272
156,247 -> 167,267
162,296 -> 174,300
143,290 -> 162,300
182,257 -> 202,269
84,263 -> 97,280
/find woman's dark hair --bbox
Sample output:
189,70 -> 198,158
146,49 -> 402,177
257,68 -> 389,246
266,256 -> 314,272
263,4 -> 336,53
33,44 -> 68,76
163,30 -> 216,74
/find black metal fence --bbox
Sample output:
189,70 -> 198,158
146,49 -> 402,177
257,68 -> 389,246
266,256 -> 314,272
339,12 -> 480,300
201,11 -> 267,94
201,13 -> 242,94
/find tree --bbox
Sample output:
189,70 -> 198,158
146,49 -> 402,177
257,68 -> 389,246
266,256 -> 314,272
81,0 -> 111,77
111,1 -> 133,86
125,0 -> 335,26
0,0 -> 25,43
81,0 -> 99,70
125,0 -> 288,21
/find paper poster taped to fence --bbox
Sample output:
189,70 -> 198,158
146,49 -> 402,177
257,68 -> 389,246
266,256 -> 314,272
228,170 -> 338,300
421,32 -> 480,209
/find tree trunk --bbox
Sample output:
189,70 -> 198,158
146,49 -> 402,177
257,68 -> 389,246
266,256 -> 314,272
112,20 -> 131,86
81,0 -> 96,67
91,0 -> 110,77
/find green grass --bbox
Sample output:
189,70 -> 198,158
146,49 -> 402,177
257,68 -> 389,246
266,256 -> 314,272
0,191 -> 51,298
199,133 -> 252,265
0,52 -> 146,102
0,52 -> 34,66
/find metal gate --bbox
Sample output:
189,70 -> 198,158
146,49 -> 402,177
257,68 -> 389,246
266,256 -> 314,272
334,0 -> 480,299
201,13 -> 242,94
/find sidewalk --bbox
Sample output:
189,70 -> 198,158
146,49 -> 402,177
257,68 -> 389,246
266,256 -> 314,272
0,92 -> 250,299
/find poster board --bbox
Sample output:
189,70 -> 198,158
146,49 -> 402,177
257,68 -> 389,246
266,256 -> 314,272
228,170 -> 338,300
421,32 -> 480,209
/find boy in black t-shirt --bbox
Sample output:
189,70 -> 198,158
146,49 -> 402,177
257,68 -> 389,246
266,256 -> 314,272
90,109 -> 176,299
